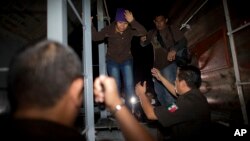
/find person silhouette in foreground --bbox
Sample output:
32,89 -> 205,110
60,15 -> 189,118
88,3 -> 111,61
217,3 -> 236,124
1,39 -> 155,141
94,75 -> 156,141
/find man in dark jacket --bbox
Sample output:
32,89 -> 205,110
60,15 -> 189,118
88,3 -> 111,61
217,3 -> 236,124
140,14 -> 188,106
135,65 -> 211,140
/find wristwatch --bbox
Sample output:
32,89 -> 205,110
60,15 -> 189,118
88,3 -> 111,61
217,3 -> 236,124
112,103 -> 125,115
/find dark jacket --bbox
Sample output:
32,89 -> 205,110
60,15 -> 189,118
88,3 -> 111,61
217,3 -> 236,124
154,89 -> 211,140
92,20 -> 147,63
141,25 -> 187,69
0,116 -> 85,141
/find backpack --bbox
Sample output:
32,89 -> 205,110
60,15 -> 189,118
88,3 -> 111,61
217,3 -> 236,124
168,26 -> 192,67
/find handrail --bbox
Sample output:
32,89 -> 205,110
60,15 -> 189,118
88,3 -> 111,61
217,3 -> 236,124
67,0 -> 83,25
180,0 -> 208,30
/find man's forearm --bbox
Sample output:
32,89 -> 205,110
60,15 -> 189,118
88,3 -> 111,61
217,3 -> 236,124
114,103 -> 155,141
138,93 -> 158,120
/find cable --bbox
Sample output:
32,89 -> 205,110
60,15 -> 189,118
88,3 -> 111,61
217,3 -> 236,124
103,0 -> 111,25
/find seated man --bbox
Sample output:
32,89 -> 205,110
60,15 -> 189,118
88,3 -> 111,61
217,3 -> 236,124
135,65 -> 211,140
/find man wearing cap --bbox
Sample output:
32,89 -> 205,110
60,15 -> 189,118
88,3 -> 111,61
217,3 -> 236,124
92,8 -> 147,109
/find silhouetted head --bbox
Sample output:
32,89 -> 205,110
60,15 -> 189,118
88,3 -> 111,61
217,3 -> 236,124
8,40 -> 83,112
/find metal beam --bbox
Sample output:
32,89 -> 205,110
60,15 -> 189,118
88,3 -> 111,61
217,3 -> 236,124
82,0 -> 95,140
223,0 -> 248,125
180,0 -> 208,30
67,0 -> 83,25
47,0 -> 67,44
97,0 -> 107,77
97,0 -> 108,119
228,22 -> 250,35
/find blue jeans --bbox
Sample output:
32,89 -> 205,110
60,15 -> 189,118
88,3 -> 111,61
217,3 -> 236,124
154,62 -> 177,106
106,59 -> 134,107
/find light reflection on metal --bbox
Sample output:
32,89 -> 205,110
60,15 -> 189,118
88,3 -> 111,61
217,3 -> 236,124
130,96 -> 137,105
0,67 -> 9,72
130,96 -> 138,114
206,97 -> 222,104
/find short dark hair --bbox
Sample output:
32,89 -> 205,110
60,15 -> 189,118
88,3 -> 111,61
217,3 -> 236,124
153,12 -> 171,24
154,13 -> 167,19
177,65 -> 202,89
153,10 -> 169,19
8,40 -> 82,111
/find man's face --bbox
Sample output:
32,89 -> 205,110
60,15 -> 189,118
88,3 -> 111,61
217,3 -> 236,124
154,16 -> 167,30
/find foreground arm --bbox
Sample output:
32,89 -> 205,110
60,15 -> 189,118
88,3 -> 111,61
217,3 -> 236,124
135,81 -> 158,120
151,68 -> 177,97
94,75 -> 155,141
